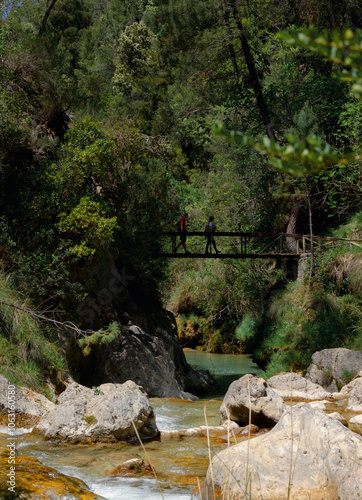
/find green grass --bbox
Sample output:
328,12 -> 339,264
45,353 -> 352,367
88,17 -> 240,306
84,414 -> 97,425
0,270 -> 64,391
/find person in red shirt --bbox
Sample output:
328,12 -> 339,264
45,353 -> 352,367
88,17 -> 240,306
176,212 -> 191,254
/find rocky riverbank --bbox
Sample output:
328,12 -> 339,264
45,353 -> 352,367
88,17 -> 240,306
193,348 -> 362,500
1,348 -> 362,499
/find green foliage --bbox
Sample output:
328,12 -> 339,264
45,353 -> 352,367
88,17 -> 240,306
166,255 -> 283,353
278,27 -> 362,98
263,282 -> 351,377
113,21 -> 157,94
3,116 -> 176,304
341,369 -> 357,384
214,26 -> 362,176
84,414 -> 97,425
0,0 -> 361,382
213,121 -> 355,176
262,212 -> 362,377
0,271 -> 64,391
78,321 -> 120,356
58,197 -> 119,257
256,134 -> 352,176
235,314 -> 259,342
92,386 -> 104,396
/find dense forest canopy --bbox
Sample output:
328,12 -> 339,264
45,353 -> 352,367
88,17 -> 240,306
0,0 -> 361,387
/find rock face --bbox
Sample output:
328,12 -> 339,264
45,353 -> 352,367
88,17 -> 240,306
0,375 -> 55,418
66,258 -> 212,399
220,374 -> 285,428
69,322 -> 207,399
35,381 -> 158,443
267,372 -> 330,400
306,348 -> 362,392
196,403 -> 362,500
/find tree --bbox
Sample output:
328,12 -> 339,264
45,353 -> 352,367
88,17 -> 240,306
227,0 -> 276,139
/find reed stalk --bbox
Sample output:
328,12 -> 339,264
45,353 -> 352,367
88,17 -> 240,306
131,421 -> 165,500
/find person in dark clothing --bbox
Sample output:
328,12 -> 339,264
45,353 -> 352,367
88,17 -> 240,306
205,216 -> 220,254
176,212 -> 191,253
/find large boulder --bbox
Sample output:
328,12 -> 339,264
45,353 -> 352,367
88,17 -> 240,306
0,375 -> 55,418
196,403 -> 362,500
220,374 -> 286,428
267,372 -> 330,400
305,348 -> 362,392
346,377 -> 362,412
66,258 -> 211,399
35,381 -> 158,443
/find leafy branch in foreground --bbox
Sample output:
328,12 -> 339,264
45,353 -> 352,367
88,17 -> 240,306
212,122 -> 355,176
278,27 -> 362,99
213,27 -> 362,176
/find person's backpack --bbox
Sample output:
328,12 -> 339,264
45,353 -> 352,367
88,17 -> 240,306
176,219 -> 182,231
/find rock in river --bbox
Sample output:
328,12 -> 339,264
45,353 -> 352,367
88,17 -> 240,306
0,374 -> 55,419
305,348 -> 362,392
220,374 -> 285,428
196,403 -> 362,500
267,371 -> 330,400
35,380 -> 158,443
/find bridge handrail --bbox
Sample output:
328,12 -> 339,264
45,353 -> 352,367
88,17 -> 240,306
163,231 -> 303,237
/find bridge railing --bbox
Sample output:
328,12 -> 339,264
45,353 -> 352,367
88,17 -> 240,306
159,232 -> 361,258
161,232 -> 304,257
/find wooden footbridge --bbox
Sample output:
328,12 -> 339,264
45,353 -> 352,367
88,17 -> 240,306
160,232 -> 362,258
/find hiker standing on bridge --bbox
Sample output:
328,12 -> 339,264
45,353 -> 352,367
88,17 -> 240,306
205,216 -> 220,254
176,212 -> 191,254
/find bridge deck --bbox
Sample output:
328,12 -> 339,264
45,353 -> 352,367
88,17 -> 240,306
159,232 -> 361,258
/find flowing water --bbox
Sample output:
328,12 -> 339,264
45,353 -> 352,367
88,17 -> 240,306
2,352 -> 263,499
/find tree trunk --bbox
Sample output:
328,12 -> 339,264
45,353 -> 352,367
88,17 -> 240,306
286,197 -> 300,253
40,0 -> 59,31
229,0 -> 276,140
222,2 -> 240,82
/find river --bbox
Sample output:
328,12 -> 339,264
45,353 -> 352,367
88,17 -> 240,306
3,352 -> 263,499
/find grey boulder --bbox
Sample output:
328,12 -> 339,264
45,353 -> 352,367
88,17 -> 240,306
306,348 -> 362,392
267,372 -> 330,400
197,403 -> 362,500
220,374 -> 285,428
35,380 -> 158,443
0,375 -> 55,418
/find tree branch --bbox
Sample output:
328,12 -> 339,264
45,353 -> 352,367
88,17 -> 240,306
0,299 -> 94,338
